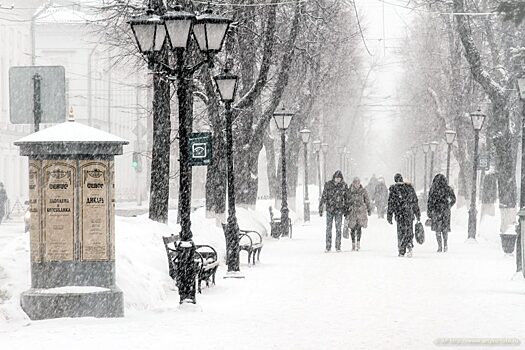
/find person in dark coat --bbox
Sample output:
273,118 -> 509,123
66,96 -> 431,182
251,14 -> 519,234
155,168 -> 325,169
345,177 -> 372,251
0,182 -> 7,225
319,170 -> 348,252
387,174 -> 421,257
427,174 -> 456,252
374,177 -> 389,219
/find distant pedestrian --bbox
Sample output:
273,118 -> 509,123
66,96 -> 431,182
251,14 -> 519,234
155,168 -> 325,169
319,170 -> 348,252
427,174 -> 456,252
374,177 -> 388,219
345,177 -> 372,251
0,183 -> 7,225
387,174 -> 421,257
365,175 -> 378,212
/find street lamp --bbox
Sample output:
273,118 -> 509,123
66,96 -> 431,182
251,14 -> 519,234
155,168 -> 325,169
345,151 -> 351,176
128,3 -> 232,304
429,141 -> 438,182
337,146 -> 345,171
321,142 -> 329,185
273,107 -> 295,237
422,143 -> 430,202
445,130 -> 456,181
411,146 -> 417,189
313,140 -> 322,201
300,129 -> 311,222
213,66 -> 242,277
468,109 -> 486,240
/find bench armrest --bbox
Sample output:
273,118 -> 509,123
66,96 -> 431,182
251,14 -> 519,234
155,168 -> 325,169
239,229 -> 263,245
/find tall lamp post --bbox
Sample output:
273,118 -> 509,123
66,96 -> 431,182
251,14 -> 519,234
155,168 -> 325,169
213,67 -> 243,277
429,141 -> 438,182
274,108 -> 295,237
422,143 -> 430,202
128,3 -> 231,304
321,142 -> 329,185
445,130 -> 456,181
468,109 -> 486,240
313,140 -> 322,201
300,129 -> 312,222
337,146 -> 344,171
345,151 -> 351,176
411,147 -> 417,189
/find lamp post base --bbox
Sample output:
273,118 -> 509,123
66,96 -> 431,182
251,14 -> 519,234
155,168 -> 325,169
304,202 -> 310,223
467,206 -> 477,240
176,240 -> 197,304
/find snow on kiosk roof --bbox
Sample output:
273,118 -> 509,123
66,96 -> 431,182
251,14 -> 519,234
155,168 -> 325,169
14,121 -> 129,156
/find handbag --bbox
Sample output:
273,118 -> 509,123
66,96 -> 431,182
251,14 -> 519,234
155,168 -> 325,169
415,221 -> 425,245
424,218 -> 432,227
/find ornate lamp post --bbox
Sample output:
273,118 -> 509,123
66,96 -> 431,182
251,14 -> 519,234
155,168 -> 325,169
468,109 -> 486,240
321,142 -> 329,185
273,108 -> 295,237
337,146 -> 344,171
422,143 -> 430,202
445,130 -> 456,181
313,140 -> 322,200
429,141 -> 438,182
213,67 -> 243,278
300,129 -> 312,222
411,146 -> 417,189
129,3 -> 231,303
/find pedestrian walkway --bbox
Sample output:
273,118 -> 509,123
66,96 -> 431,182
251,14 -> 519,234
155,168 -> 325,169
2,214 -> 525,350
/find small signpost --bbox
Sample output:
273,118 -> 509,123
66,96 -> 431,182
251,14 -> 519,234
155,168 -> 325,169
9,66 -> 66,131
478,154 -> 490,171
189,132 -> 212,166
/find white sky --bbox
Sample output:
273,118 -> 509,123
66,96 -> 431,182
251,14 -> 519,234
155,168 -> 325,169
351,0 -> 414,181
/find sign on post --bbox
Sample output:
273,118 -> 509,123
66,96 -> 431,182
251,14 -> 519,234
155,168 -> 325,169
9,66 -> 66,129
189,132 -> 212,166
478,154 -> 490,171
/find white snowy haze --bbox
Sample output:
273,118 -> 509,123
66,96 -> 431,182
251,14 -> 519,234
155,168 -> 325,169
351,0 -> 413,182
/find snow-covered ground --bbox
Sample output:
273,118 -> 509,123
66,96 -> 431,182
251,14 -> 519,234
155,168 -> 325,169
1,205 -> 524,349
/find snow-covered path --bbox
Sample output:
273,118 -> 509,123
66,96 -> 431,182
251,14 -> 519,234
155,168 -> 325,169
2,213 -> 525,349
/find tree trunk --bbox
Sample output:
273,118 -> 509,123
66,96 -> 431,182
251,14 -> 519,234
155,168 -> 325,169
264,130 -> 278,199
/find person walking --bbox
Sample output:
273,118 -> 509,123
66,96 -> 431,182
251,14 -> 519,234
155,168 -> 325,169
345,177 -> 372,251
0,183 -> 8,225
319,170 -> 348,252
374,177 -> 389,219
387,174 -> 421,257
427,174 -> 456,252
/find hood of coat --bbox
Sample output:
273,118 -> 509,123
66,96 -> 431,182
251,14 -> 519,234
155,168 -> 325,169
332,170 -> 344,182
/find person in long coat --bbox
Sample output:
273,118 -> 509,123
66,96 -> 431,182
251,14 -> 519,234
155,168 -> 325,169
427,174 -> 456,252
387,174 -> 421,257
374,177 -> 389,219
0,182 -> 7,225
345,177 -> 372,251
319,170 -> 348,252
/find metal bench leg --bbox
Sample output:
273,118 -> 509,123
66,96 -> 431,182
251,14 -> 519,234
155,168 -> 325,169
257,248 -> 262,261
248,251 -> 252,265
252,250 -> 256,265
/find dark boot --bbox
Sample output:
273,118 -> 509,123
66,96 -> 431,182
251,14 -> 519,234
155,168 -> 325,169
436,233 -> 443,252
443,232 -> 448,252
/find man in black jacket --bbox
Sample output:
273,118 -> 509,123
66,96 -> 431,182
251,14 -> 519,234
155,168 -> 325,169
387,174 -> 421,257
319,170 -> 348,252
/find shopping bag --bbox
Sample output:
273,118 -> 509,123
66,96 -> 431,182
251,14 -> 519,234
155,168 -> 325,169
424,218 -> 432,227
415,221 -> 425,245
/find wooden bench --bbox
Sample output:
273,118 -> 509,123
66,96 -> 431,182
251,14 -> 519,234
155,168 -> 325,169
162,234 -> 219,294
222,224 -> 264,265
269,206 -> 293,238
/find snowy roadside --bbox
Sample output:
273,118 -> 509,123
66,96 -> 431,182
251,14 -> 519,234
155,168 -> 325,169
0,205 -> 277,325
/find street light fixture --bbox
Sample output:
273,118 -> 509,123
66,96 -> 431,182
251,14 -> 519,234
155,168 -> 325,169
213,67 -> 242,277
273,107 -> 295,237
468,109 -> 486,240
300,129 -> 311,222
128,3 -> 232,304
445,130 -> 456,180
